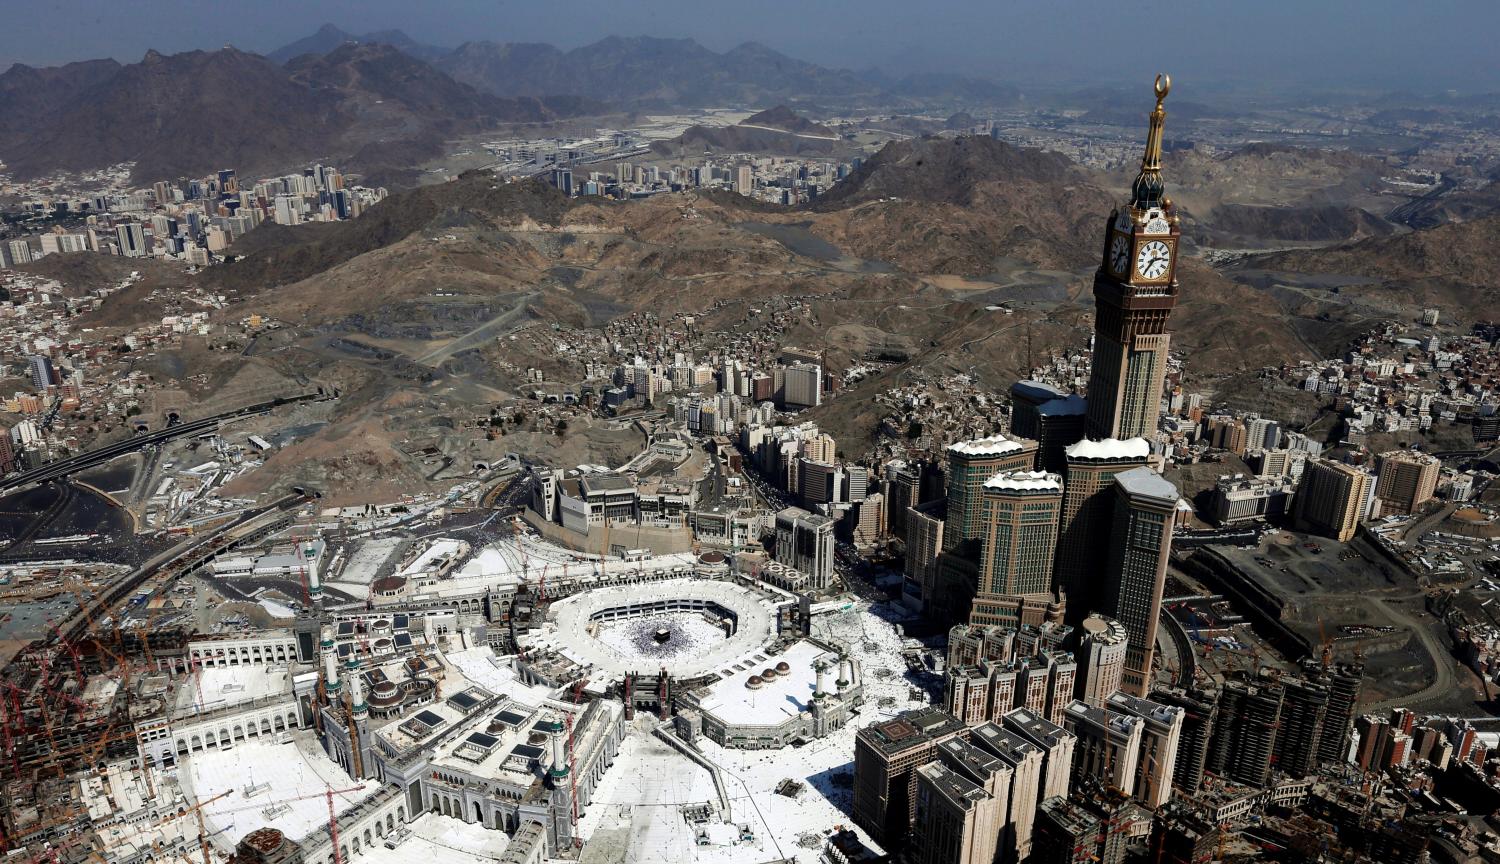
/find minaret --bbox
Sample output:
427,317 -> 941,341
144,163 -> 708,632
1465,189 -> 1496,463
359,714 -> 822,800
814,659 -> 828,700
346,657 -> 367,718
1085,74 -> 1180,442
545,715 -> 569,785
321,624 -> 341,697
836,655 -> 851,694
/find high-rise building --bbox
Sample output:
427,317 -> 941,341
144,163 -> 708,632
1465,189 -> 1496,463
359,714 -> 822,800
1010,381 -> 1069,441
1054,437 -> 1150,622
911,762 -> 1002,864
1103,467 -> 1178,694
1294,459 -> 1373,542
27,355 -> 58,392
1001,708 -> 1075,802
1033,796 -> 1100,864
969,722 -> 1044,862
1060,699 -> 1142,796
1077,614 -> 1129,707
1035,395 -> 1089,474
116,222 -> 147,257
1314,661 -> 1364,766
905,499 -> 947,608
853,708 -> 968,846
1105,691 -> 1183,808
1085,76 -> 1180,441
781,362 -> 822,409
971,471 -> 1064,629
735,165 -> 754,195
1205,676 -> 1283,787
1373,450 -> 1440,515
1150,686 -> 1217,795
798,459 -> 841,505
774,506 -> 835,588
1274,674 -> 1328,778
943,436 -> 1038,552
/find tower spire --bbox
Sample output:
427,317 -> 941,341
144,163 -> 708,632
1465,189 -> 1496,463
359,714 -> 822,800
1130,73 -> 1171,210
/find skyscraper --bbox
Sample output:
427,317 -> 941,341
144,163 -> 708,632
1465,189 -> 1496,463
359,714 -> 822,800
1294,458 -> 1373,542
853,708 -> 968,846
1103,467 -> 1179,695
969,722 -> 1044,862
1054,437 -> 1151,622
911,762 -> 1002,864
1085,75 -> 1180,441
1150,686 -> 1218,795
971,470 -> 1064,629
944,436 -> 1038,552
1373,450 -> 1440,515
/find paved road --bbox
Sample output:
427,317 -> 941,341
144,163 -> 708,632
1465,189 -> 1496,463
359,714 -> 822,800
1367,596 -> 1461,713
414,291 -> 540,367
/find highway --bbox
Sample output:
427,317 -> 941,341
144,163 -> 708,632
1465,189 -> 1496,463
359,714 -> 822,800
57,490 -> 311,646
0,392 -> 330,492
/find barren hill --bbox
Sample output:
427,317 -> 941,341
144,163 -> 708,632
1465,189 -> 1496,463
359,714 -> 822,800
438,36 -> 879,107
0,46 -> 591,183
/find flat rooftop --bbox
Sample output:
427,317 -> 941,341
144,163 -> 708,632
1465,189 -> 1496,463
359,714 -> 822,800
694,639 -> 835,729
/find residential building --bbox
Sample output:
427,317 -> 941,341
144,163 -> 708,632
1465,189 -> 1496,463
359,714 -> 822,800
852,708 -> 967,845
1373,450 -> 1440,515
1294,459 -> 1373,542
1076,614 -> 1128,707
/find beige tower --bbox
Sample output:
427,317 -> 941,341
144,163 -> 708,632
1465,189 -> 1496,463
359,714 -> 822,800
1086,75 -> 1180,442
970,471 -> 1064,630
1294,459 -> 1373,542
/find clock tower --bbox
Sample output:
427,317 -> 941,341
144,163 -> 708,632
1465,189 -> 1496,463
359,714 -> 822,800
1085,74 -> 1180,441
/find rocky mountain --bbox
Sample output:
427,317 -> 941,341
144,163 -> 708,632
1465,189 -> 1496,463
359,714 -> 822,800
436,36 -> 881,107
267,23 -> 450,65
1192,203 -> 1395,244
0,45 -> 587,184
0,58 -> 122,128
1,48 -> 340,182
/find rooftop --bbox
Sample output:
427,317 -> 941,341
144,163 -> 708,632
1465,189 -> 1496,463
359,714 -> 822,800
983,470 -> 1062,493
1115,466 -> 1180,504
1038,394 -> 1087,417
693,639 -> 836,728
948,435 -> 1028,458
916,762 -> 988,809
1065,437 -> 1151,462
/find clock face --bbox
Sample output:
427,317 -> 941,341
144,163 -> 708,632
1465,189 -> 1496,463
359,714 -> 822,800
1109,234 -> 1130,275
1135,239 -> 1171,280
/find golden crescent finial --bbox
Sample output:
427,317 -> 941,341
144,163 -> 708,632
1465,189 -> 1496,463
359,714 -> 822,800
1155,73 -> 1171,106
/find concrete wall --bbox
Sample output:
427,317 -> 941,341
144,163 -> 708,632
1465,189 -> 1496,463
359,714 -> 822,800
520,509 -> 694,556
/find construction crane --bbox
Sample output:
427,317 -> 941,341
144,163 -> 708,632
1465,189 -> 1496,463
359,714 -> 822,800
564,677 -> 589,847
46,619 -> 87,684
155,788 -> 232,864
1318,618 -> 1333,669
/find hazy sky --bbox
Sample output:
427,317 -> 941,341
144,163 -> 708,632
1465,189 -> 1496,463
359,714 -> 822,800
6,0 -> 1499,92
